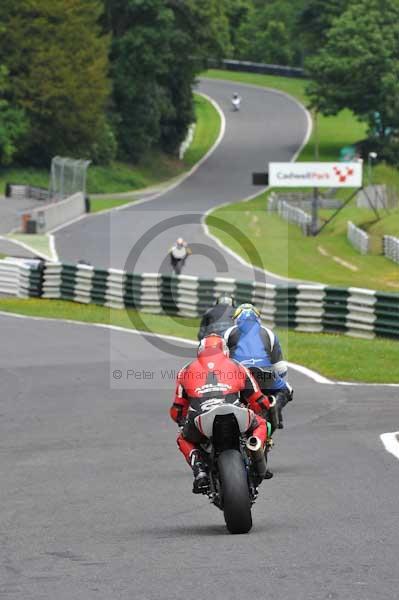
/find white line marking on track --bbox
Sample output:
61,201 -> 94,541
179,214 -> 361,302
49,91 -> 226,240
380,432 -> 399,461
0,310 -> 397,387
287,362 -> 333,384
49,234 -> 59,262
47,92 -> 226,259
0,235 -> 51,261
332,255 -> 358,272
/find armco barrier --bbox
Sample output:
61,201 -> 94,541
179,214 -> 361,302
347,221 -> 369,255
277,200 -> 311,235
207,58 -> 304,79
1,258 -> 399,340
383,235 -> 399,264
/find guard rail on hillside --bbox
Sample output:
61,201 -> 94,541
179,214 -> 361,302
383,235 -> 399,264
5,184 -> 49,201
207,58 -> 304,79
268,191 -> 341,211
347,221 -> 369,255
277,200 -> 311,235
1,258 -> 399,340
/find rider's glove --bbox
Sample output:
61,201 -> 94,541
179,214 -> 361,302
255,395 -> 272,414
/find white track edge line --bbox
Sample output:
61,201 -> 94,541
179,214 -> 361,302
287,361 -> 333,384
48,234 -> 59,262
380,432 -> 399,461
0,235 -> 51,261
0,310 -> 197,346
2,310 -> 398,387
49,91 -> 226,240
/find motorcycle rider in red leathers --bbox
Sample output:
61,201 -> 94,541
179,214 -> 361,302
170,334 -> 274,494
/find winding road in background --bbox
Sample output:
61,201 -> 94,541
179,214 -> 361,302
55,78 -> 310,284
2,78 -> 398,599
1,313 -> 398,599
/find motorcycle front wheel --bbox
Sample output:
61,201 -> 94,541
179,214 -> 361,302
218,449 -> 252,534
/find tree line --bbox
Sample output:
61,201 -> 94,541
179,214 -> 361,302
0,0 -> 230,168
0,0 -> 398,169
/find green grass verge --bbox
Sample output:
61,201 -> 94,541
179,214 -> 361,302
205,69 -> 399,290
204,69 -> 308,103
89,197 -> 135,213
0,167 -> 49,192
0,297 -> 397,383
0,93 -> 220,197
5,234 -> 53,260
208,200 -> 399,290
0,156 -> 182,196
183,93 -> 221,167
88,155 -> 184,194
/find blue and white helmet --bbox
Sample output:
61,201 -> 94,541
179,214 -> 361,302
233,303 -> 261,324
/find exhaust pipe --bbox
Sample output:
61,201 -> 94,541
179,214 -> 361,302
246,436 -> 267,479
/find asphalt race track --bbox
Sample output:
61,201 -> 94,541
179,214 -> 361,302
3,77 -> 399,599
54,78 -> 310,284
1,313 -> 398,599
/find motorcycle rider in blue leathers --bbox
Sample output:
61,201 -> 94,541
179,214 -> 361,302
224,303 -> 293,430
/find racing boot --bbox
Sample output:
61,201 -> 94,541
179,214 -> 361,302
190,451 -> 210,494
264,442 -> 273,480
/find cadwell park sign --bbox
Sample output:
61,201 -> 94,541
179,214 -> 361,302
269,162 -> 363,188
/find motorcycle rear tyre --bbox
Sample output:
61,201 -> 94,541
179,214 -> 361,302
218,449 -> 252,534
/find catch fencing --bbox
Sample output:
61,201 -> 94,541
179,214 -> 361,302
347,221 -> 369,255
383,235 -> 399,264
1,258 -> 399,340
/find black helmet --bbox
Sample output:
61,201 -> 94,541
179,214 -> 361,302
216,295 -> 235,307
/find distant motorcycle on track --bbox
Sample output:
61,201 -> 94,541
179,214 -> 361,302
231,93 -> 242,112
169,237 -> 191,275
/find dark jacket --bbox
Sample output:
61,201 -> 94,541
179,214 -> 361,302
197,304 -> 235,340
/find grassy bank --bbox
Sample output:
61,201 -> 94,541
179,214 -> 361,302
89,197 -> 137,213
208,199 -> 399,290
205,69 -> 399,290
0,297 -> 398,383
0,93 -> 221,198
